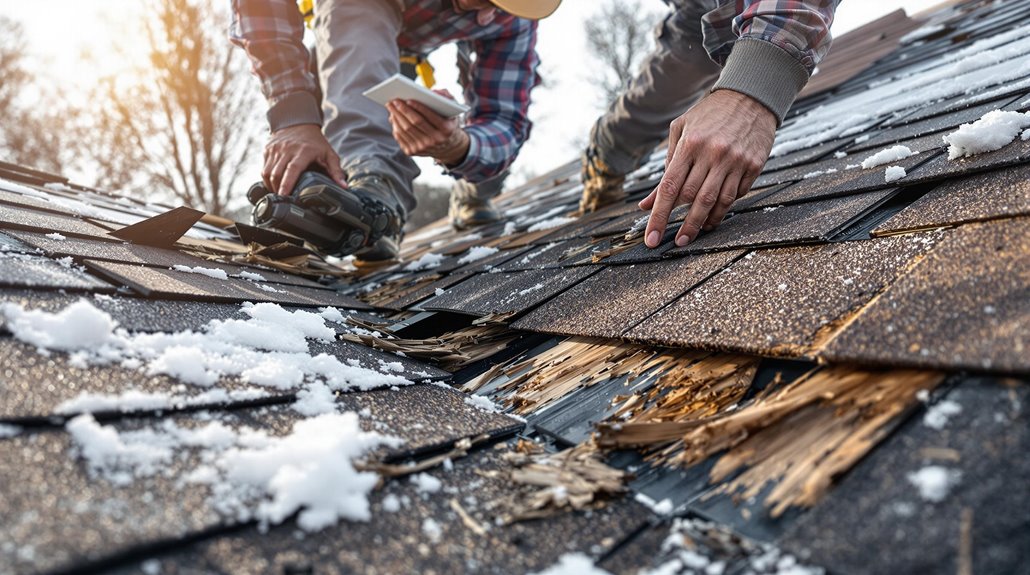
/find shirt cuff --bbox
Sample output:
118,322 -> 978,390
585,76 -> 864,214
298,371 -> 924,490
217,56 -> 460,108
441,129 -> 482,181
711,38 -> 810,125
267,91 -> 322,132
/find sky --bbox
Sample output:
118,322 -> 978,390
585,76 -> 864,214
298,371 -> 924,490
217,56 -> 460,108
3,0 -> 946,192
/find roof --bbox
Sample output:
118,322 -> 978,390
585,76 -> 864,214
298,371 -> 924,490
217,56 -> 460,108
0,0 -> 1028,573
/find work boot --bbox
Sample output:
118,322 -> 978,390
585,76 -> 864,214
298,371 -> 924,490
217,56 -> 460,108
449,190 -> 502,231
578,145 -> 626,214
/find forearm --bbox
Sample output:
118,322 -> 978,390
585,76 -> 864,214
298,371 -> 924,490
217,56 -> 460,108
229,0 -> 321,130
708,0 -> 840,123
444,122 -> 526,182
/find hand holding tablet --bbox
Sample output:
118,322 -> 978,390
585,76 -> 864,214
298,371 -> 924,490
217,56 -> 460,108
363,74 -> 470,118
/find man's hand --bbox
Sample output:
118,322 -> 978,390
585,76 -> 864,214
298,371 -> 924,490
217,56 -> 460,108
263,124 -> 347,196
639,90 -> 777,248
387,90 -> 470,167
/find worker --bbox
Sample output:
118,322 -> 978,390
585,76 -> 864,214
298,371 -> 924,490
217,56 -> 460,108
579,0 -> 841,249
230,0 -> 560,262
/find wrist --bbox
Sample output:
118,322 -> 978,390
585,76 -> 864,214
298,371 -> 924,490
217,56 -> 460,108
435,130 -> 471,167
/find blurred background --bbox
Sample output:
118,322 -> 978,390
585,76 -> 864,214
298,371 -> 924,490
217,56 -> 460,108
0,0 -> 943,225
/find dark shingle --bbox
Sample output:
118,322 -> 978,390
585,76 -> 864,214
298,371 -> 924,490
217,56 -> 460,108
666,188 -> 898,255
629,233 -> 944,356
513,251 -> 743,339
822,217 -> 1030,372
874,161 -> 1030,234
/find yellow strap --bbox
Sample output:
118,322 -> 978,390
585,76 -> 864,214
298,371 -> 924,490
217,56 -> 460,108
298,0 -> 314,27
417,60 -> 436,89
399,55 -> 437,89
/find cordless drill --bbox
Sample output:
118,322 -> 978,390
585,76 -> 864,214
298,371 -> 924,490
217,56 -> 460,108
246,171 -> 400,256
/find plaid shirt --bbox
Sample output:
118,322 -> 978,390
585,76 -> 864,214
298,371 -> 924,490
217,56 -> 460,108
695,0 -> 840,72
230,0 -> 540,182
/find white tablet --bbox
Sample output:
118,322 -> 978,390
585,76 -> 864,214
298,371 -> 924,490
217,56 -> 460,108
362,74 -> 470,118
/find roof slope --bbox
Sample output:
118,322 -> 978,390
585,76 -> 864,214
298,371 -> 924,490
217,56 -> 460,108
0,1 -> 1028,573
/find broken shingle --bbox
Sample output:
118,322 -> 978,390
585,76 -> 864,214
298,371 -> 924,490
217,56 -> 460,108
84,260 -> 370,310
666,188 -> 898,256
423,267 -> 600,317
873,161 -> 1030,234
512,251 -> 743,339
822,217 -> 1030,372
629,233 -> 944,356
0,255 -> 112,292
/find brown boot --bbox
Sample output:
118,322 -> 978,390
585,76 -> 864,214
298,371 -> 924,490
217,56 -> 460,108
578,146 -> 626,214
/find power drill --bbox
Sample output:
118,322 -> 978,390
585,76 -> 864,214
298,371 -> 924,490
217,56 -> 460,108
246,171 -> 399,256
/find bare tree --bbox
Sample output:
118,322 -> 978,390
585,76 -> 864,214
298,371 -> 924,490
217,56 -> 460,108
0,17 -> 69,173
78,0 -> 262,216
583,0 -> 662,106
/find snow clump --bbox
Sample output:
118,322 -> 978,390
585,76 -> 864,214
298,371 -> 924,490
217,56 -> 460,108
404,252 -> 445,272
527,216 -> 576,232
530,553 -> 611,575
66,411 -> 402,531
944,110 -> 1030,159
171,265 -> 229,280
907,466 -> 961,502
456,246 -> 499,265
861,145 -> 914,169
0,300 -> 411,393
885,166 -> 908,183
45,232 -> 67,241
923,399 -> 962,430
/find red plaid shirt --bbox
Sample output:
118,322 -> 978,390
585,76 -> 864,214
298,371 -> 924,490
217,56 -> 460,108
697,0 -> 840,72
230,0 -> 540,182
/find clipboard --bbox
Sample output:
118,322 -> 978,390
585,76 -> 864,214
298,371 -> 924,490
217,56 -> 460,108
363,74 -> 470,118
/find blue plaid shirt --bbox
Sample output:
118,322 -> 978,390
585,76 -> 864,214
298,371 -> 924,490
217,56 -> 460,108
230,0 -> 541,182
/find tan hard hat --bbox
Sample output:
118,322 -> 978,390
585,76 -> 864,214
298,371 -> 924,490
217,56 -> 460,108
491,0 -> 561,20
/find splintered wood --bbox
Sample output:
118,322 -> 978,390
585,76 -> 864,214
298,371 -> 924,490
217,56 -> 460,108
488,440 -> 629,523
342,317 -> 519,371
599,365 -> 943,516
462,337 -> 708,415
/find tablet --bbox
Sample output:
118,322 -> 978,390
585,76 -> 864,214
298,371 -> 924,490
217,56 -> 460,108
363,74 -> 470,118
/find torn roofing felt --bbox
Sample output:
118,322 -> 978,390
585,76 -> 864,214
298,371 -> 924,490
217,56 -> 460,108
0,1 -> 1028,574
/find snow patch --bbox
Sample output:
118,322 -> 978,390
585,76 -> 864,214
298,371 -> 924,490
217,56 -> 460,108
0,300 -> 410,394
456,246 -> 499,265
907,466 -> 961,502
464,394 -> 501,414
861,145 -> 914,169
527,216 -> 575,232
421,517 -> 443,543
410,473 -> 442,494
885,166 -> 907,183
0,299 -> 118,351
404,253 -> 445,272
238,271 -> 267,282
171,265 -> 229,280
530,553 -> 611,575
45,232 -> 67,241
923,399 -> 962,430
944,110 -> 1030,159
0,424 -> 22,438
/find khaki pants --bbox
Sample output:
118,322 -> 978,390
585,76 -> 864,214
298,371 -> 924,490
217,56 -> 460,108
313,0 -> 419,217
589,1 -> 722,175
